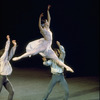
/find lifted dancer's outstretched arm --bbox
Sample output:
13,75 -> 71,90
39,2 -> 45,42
39,13 -> 43,31
47,5 -> 51,27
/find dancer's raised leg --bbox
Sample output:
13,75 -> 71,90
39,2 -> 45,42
52,58 -> 74,73
12,48 -> 44,61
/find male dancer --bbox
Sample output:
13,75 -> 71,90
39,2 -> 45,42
0,35 -> 17,100
42,41 -> 69,100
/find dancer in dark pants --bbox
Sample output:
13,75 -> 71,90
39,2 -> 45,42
42,41 -> 69,100
0,35 -> 17,100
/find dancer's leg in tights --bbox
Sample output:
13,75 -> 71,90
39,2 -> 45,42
43,75 -> 57,99
12,48 -> 44,61
60,76 -> 69,100
51,57 -> 74,73
0,76 -> 3,92
12,48 -> 74,72
4,81 -> 14,100
46,49 -> 74,72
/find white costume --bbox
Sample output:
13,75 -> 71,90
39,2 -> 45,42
26,28 -> 54,58
0,40 -> 16,75
12,6 -> 74,72
26,28 -> 58,59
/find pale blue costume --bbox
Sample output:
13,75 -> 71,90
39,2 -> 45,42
42,45 -> 69,100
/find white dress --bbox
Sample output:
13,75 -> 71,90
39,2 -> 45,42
26,28 -> 57,59
13,27 -> 74,72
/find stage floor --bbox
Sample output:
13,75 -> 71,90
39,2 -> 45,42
0,67 -> 99,100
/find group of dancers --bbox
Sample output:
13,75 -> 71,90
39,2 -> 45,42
0,5 -> 74,100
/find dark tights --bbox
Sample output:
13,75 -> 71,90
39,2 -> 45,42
0,75 -> 14,100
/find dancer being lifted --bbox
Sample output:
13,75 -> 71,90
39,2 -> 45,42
12,5 -> 74,73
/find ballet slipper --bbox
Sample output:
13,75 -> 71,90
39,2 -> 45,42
29,55 -> 31,57
12,57 -> 21,61
66,67 -> 74,73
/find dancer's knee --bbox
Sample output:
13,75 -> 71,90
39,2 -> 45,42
65,89 -> 69,96
9,89 -> 14,96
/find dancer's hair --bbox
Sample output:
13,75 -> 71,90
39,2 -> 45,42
41,19 -> 48,27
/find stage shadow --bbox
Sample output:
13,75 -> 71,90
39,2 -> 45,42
70,87 -> 99,98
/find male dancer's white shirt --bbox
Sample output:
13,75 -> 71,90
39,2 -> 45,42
0,40 -> 16,75
43,45 -> 65,74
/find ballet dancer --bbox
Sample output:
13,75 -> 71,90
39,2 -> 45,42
12,5 -> 74,73
0,35 -> 17,100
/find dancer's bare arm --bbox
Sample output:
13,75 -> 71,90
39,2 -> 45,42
47,5 -> 51,27
12,40 -> 17,47
56,41 -> 65,61
1,35 -> 10,60
8,40 -> 17,61
42,57 -> 52,66
39,13 -> 44,32
42,57 -> 47,62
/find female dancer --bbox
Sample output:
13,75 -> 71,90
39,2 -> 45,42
12,5 -> 74,73
0,35 -> 17,100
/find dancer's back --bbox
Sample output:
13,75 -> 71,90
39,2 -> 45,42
41,28 -> 52,42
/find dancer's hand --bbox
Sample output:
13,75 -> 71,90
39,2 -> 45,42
6,35 -> 10,40
48,5 -> 51,10
42,57 -> 47,61
12,40 -> 17,47
66,66 -> 74,73
56,41 -> 60,46
40,13 -> 44,18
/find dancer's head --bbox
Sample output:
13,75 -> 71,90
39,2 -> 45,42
54,48 -> 60,57
0,48 -> 4,57
42,19 -> 49,28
